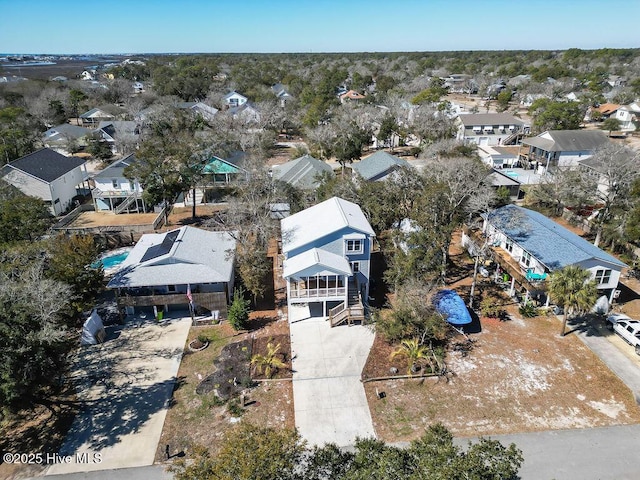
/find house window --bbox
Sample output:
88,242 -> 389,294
350,262 -> 360,273
595,269 -> 612,285
129,181 -> 135,190
167,285 -> 176,292
505,238 -> 514,253
112,179 -> 118,188
521,251 -> 532,267
346,239 -> 363,254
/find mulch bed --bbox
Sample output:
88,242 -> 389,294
362,333 -> 434,380
250,333 -> 292,380
195,339 -> 252,400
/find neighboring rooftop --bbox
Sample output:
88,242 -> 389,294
272,154 -> 333,189
458,113 -> 525,127
281,197 -> 375,254
523,130 -> 609,152
43,124 -> 91,141
487,205 -> 626,270
107,226 -> 237,288
93,154 -> 139,179
2,148 -> 85,183
352,150 -> 410,181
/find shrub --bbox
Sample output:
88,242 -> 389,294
228,287 -> 251,331
227,399 -> 244,417
519,302 -> 539,318
480,296 -> 503,319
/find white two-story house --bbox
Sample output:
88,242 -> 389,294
481,204 -> 626,304
281,197 -> 375,326
91,154 -> 148,213
456,113 -> 528,146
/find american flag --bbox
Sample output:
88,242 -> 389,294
186,284 -> 193,302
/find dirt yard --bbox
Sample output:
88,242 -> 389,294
364,229 -> 640,442
156,314 -> 294,463
365,306 -> 640,441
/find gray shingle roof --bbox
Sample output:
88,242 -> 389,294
458,113 -> 524,127
272,154 -> 333,189
352,151 -> 410,181
5,148 -> 85,183
487,205 -> 626,271
107,226 -> 237,288
43,124 -> 91,141
523,130 -> 608,152
93,154 -> 139,180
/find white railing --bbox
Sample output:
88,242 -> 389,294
289,287 -> 346,299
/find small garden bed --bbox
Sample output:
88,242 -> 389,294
250,334 -> 292,381
196,339 -> 253,400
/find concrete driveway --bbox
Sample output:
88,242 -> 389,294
46,316 -> 191,474
289,313 -> 375,447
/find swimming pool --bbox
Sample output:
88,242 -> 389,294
92,248 -> 132,271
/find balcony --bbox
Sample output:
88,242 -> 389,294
92,187 -> 141,199
288,287 -> 346,300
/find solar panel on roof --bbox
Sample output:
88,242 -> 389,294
140,230 -> 180,263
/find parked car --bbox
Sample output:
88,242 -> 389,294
606,312 -> 632,330
612,319 -> 640,355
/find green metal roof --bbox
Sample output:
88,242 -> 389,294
203,157 -> 240,175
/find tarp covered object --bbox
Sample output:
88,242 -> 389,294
81,309 -> 106,345
433,289 -> 472,326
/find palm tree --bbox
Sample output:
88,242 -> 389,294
251,341 -> 287,379
390,338 -> 430,375
548,265 -> 598,336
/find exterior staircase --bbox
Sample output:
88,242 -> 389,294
328,280 -> 366,327
114,192 -> 139,214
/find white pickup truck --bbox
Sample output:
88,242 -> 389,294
611,318 -> 640,356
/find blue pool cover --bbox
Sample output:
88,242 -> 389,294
433,289 -> 472,326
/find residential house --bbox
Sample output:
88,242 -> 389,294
352,151 -> 410,182
95,121 -> 140,155
339,90 -> 366,103
228,102 -> 260,123
91,154 -> 148,213
271,154 -> 334,190
443,74 -> 477,94
456,113 -> 527,146
107,226 -> 236,318
272,83 -> 292,107
587,103 -> 620,121
79,104 -> 125,126
477,145 -> 519,169
281,197 -> 375,325
476,204 -> 626,304
223,91 -> 248,108
487,169 -> 521,200
177,101 -> 219,122
613,104 -> 639,131
521,130 -> 609,172
133,82 -> 144,94
202,152 -> 249,186
0,148 -> 88,215
519,93 -> 548,108
42,124 -> 92,155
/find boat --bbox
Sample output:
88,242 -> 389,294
433,289 -> 472,326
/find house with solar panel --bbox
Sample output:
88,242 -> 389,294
0,148 -> 88,215
479,205 -> 626,304
281,197 -> 375,326
107,226 -> 236,319
91,154 -> 149,213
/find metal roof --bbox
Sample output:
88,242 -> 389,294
352,151 -> 410,181
272,154 -> 333,189
487,205 -> 626,271
281,197 -> 375,254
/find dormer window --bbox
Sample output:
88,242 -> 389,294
346,239 -> 363,254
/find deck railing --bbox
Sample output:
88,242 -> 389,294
289,287 -> 346,299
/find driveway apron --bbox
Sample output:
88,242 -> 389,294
290,316 -> 375,447
46,317 -> 191,474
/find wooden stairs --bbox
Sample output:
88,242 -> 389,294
328,281 -> 366,327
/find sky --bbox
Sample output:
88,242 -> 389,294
0,0 -> 638,54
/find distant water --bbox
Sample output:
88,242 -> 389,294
2,61 -> 56,67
